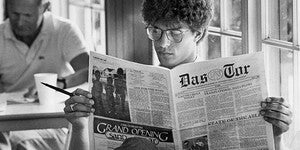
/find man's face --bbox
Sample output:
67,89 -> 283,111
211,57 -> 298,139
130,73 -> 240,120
151,22 -> 199,69
7,0 -> 44,37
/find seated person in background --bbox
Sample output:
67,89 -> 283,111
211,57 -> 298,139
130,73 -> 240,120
0,0 -> 89,149
114,68 -> 127,112
63,0 -> 292,149
91,70 -> 104,116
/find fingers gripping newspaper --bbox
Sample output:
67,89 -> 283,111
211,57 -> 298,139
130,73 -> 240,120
88,51 -> 274,150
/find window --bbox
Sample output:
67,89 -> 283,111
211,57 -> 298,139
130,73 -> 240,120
50,0 -> 106,53
261,0 -> 300,148
200,0 -> 243,60
205,0 -> 300,148
0,0 -> 4,22
66,0 -> 106,53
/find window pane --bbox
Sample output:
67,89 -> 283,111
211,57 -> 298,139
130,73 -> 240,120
268,0 -> 293,42
92,10 -> 106,53
280,49 -> 294,104
210,0 -> 220,27
69,1 -> 106,53
91,0 -> 102,4
263,45 -> 299,147
228,0 -> 241,31
0,0 -> 4,22
208,34 -> 221,59
69,0 -> 88,3
69,5 -> 93,51
280,49 -> 296,146
230,38 -> 243,56
69,5 -> 86,34
70,0 -> 104,7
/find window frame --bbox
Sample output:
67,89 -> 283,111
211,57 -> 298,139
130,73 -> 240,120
260,0 -> 300,147
207,0 -> 300,147
207,0 -> 243,58
0,0 -> 4,22
66,0 -> 106,54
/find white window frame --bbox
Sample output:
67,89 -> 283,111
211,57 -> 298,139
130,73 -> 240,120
202,0 -> 261,57
205,0 -> 300,147
260,0 -> 300,147
0,0 -> 4,22
66,0 -> 106,54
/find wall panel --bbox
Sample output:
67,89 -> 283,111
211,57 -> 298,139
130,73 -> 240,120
106,0 -> 152,64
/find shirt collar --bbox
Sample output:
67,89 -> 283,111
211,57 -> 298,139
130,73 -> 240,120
4,19 -> 15,40
39,12 -> 53,36
158,56 -> 201,68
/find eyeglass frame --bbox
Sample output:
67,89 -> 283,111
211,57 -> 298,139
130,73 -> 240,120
145,25 -> 190,43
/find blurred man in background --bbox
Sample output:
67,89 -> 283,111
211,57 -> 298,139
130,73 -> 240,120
0,0 -> 89,149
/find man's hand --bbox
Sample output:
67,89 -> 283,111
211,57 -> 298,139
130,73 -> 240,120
260,97 -> 292,137
64,88 -> 94,130
23,86 -> 38,102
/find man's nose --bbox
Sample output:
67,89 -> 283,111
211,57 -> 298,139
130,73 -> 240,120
17,16 -> 26,27
158,32 -> 171,48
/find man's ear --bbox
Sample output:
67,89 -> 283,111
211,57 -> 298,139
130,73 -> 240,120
194,29 -> 208,43
42,1 -> 51,13
194,31 -> 203,43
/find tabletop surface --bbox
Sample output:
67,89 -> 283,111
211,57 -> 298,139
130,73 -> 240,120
0,83 -> 89,120
0,83 -> 88,131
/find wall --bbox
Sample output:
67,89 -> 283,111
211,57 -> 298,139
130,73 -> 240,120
105,0 -> 152,65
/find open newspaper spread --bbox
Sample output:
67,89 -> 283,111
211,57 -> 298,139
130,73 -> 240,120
88,51 -> 274,150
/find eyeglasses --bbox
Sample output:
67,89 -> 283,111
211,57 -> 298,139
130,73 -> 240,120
146,26 -> 189,43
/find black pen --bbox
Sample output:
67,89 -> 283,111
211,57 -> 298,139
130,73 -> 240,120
41,82 -> 74,97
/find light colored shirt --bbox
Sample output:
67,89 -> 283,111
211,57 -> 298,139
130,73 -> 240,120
0,12 -> 88,92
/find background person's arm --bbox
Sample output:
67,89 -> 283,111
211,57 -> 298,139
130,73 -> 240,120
58,18 -> 90,89
61,53 -> 89,88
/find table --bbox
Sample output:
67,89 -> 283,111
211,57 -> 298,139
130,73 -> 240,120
0,83 -> 88,132
0,102 -> 68,132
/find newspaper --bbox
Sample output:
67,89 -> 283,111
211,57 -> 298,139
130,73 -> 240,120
88,51 -> 275,150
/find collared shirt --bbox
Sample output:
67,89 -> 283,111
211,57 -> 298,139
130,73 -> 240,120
158,56 -> 201,68
0,12 -> 88,92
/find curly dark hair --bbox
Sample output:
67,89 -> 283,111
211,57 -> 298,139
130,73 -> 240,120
142,0 -> 213,33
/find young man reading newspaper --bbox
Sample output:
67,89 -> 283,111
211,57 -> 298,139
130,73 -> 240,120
63,0 -> 292,149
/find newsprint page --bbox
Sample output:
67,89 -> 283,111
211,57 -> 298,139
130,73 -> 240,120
88,51 -> 275,150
